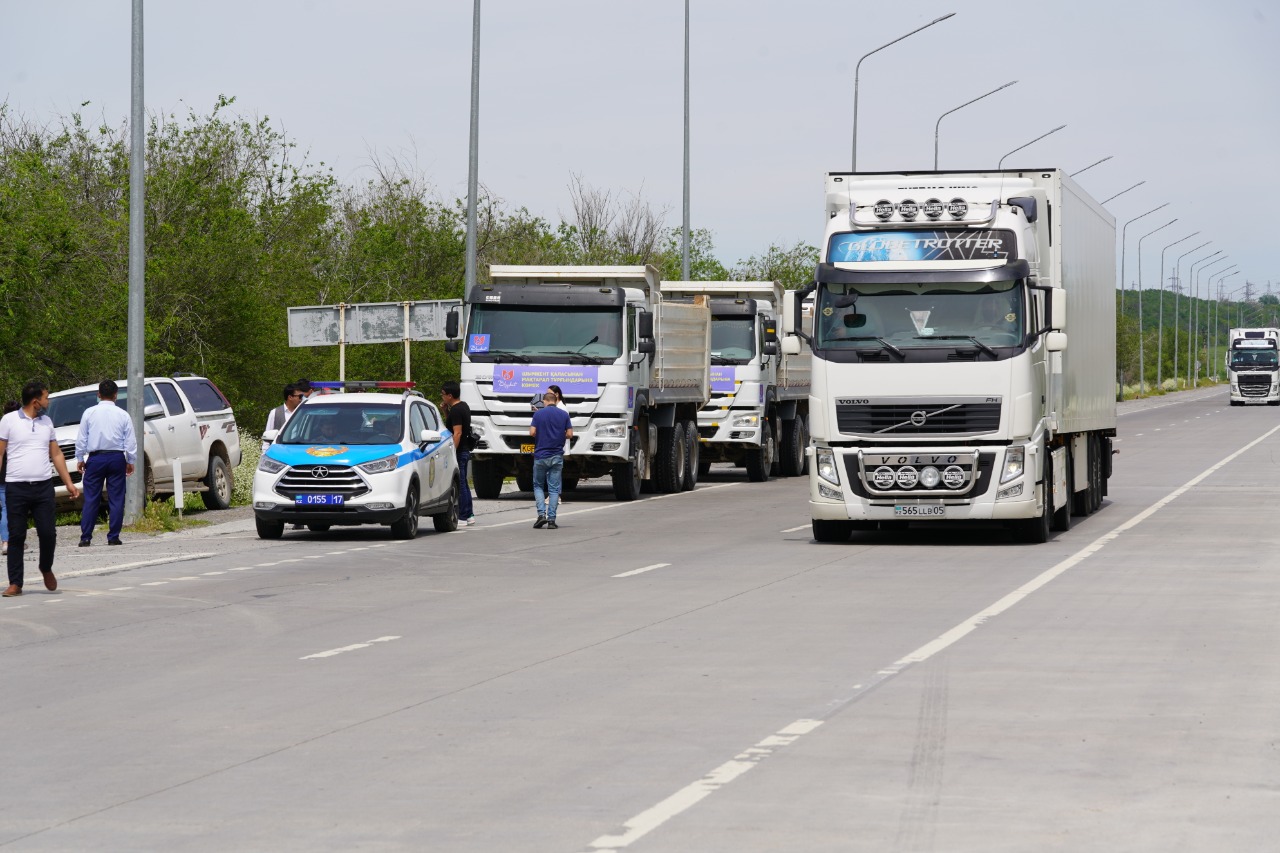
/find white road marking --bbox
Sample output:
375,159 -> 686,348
43,599 -> 63,605
780,524 -> 809,533
140,581 -> 168,587
478,483 -> 742,531
582,421 -> 1280,852
229,567 -> 254,571
56,552 -> 217,580
613,563 -> 671,578
109,587 -> 133,591
299,635 -> 401,660
201,572 -> 225,576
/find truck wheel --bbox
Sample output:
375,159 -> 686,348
654,425 -> 685,493
746,422 -> 774,482
812,519 -> 852,543
255,516 -> 284,540
1012,458 -> 1053,544
681,421 -> 699,491
471,458 -> 504,499
390,485 -> 420,539
201,454 -> 233,510
780,416 -> 808,477
563,475 -> 580,492
432,480 -> 460,532
1052,448 -> 1072,531
611,442 -> 644,501
515,466 -> 534,494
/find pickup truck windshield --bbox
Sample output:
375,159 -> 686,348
47,386 -> 161,428
278,403 -> 404,446
465,306 -> 622,362
816,279 -> 1025,350
711,317 -> 755,363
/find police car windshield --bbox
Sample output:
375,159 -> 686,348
277,402 -> 403,445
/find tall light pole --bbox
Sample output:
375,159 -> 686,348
1192,257 -> 1231,383
463,0 -> 481,300
1156,231 -> 1199,387
1214,274 -> 1243,379
1136,219 -> 1176,390
933,80 -> 1016,169
1172,243 -> 1213,385
1070,155 -> 1113,177
1101,180 -> 1145,205
1202,267 -> 1237,380
125,0 -> 146,524
852,12 -> 956,170
1183,251 -> 1223,384
1118,202 -> 1169,322
681,0 -> 691,280
997,124 -> 1067,170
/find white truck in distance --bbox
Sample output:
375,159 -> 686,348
446,265 -> 711,501
659,281 -> 811,481
1225,328 -> 1280,405
781,169 -> 1116,543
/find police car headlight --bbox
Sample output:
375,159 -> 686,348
594,421 -> 627,439
257,456 -> 287,474
732,414 -> 759,427
357,454 -> 399,474
1001,447 -> 1025,484
816,447 -> 840,485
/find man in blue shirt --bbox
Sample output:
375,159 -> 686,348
528,391 -> 573,529
75,380 -> 138,547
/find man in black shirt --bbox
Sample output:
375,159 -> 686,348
441,381 -> 475,526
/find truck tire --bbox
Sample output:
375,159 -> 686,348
1052,448 -> 1072,531
255,515 -> 284,540
1012,457 -> 1053,544
654,425 -> 686,493
746,422 -> 774,483
780,415 -> 808,477
515,466 -> 534,494
681,420 -> 699,491
611,443 -> 643,501
432,480 -> 460,532
812,519 -> 853,543
390,484 -> 420,539
201,454 -> 233,510
471,458 -> 505,499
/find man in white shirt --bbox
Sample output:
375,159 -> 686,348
0,380 -> 81,597
75,380 -> 139,547
263,383 -> 303,449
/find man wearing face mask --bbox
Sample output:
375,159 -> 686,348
0,380 -> 81,597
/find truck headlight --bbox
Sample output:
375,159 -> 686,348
1000,447 -> 1024,484
594,421 -> 627,439
358,454 -> 399,474
816,447 -> 840,485
258,456 -> 286,474
732,414 -> 759,427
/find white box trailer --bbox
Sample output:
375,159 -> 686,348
783,169 -> 1116,543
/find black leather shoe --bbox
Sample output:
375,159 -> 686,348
107,539 -> 123,546
547,520 -> 558,530
79,540 -> 91,548
533,515 -> 547,529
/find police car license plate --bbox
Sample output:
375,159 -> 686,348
520,443 -> 535,453
894,504 -> 944,518
296,494 -> 344,506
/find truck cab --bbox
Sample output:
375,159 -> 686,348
1226,328 -> 1280,406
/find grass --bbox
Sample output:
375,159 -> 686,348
123,494 -> 211,534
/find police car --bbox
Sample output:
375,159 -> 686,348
252,383 -> 459,539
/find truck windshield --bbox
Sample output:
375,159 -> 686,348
815,280 -> 1024,350
277,403 -> 403,446
47,385 -> 161,428
465,305 -> 622,362
711,317 -> 755,363
1230,349 -> 1278,368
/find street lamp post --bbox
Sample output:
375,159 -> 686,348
463,0 -> 481,300
1192,257 -> 1231,383
1136,219 -> 1177,390
1070,155 -> 1113,177
1214,275 -> 1244,379
1183,252 -> 1223,384
125,0 -> 146,524
1203,267 -> 1237,380
852,13 -> 956,171
681,0 -> 690,280
1171,243 -> 1213,385
1100,181 -> 1145,205
997,125 -> 1067,170
1117,202 -> 1169,327
934,80 -> 1017,169
1156,231 -> 1199,386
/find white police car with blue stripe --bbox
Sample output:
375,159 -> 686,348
252,385 -> 458,539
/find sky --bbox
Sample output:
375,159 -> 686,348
3,0 -> 1278,296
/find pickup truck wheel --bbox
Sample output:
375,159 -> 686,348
812,519 -> 852,543
390,485 -> 420,539
470,458 -> 504,499
746,422 -> 774,483
255,516 -> 284,540
432,480 -> 460,532
201,455 -> 233,510
681,421 -> 699,491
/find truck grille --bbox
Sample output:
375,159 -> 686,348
275,465 -> 369,499
836,402 -> 1001,435
1238,374 -> 1272,396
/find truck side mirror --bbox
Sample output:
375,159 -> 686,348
445,310 -> 459,339
781,337 -> 802,355
637,311 -> 653,339
782,294 -> 797,335
1050,288 -> 1067,331
1046,332 -> 1067,352
762,342 -> 778,356
445,339 -> 460,353
637,339 -> 655,354
763,321 -> 778,343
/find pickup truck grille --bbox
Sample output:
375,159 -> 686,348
275,465 -> 369,499
837,402 -> 1001,436
58,442 -> 83,484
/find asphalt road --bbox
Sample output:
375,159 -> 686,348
3,385 -> 1278,852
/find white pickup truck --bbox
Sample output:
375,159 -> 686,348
47,375 -> 242,510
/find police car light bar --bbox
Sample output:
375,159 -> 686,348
311,381 -> 416,391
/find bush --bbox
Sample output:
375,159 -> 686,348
233,431 -> 262,507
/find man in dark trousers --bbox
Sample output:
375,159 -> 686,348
74,379 -> 138,547
441,381 -> 475,526
528,390 -> 573,529
0,380 -> 81,596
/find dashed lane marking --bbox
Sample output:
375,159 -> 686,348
613,563 -> 671,579
299,635 -> 401,660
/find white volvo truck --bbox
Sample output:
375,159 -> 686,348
781,169 -> 1116,543
1225,328 -> 1280,406
445,265 -> 710,501
660,281 -> 811,480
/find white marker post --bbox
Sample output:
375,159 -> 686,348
172,457 -> 182,520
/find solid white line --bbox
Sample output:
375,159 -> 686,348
299,635 -> 401,660
201,571 -> 226,576
613,563 -> 671,578
780,524 -> 809,533
55,552 -> 217,580
140,581 -> 169,587
582,421 -> 1280,851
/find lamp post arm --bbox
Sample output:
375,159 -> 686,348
933,80 -> 1017,170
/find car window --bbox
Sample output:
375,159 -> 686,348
156,382 -> 186,415
48,386 -> 161,428
277,403 -> 403,446
423,402 -> 441,430
175,378 -> 231,414
410,404 -> 429,439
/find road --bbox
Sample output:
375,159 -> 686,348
2,386 -> 1278,851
